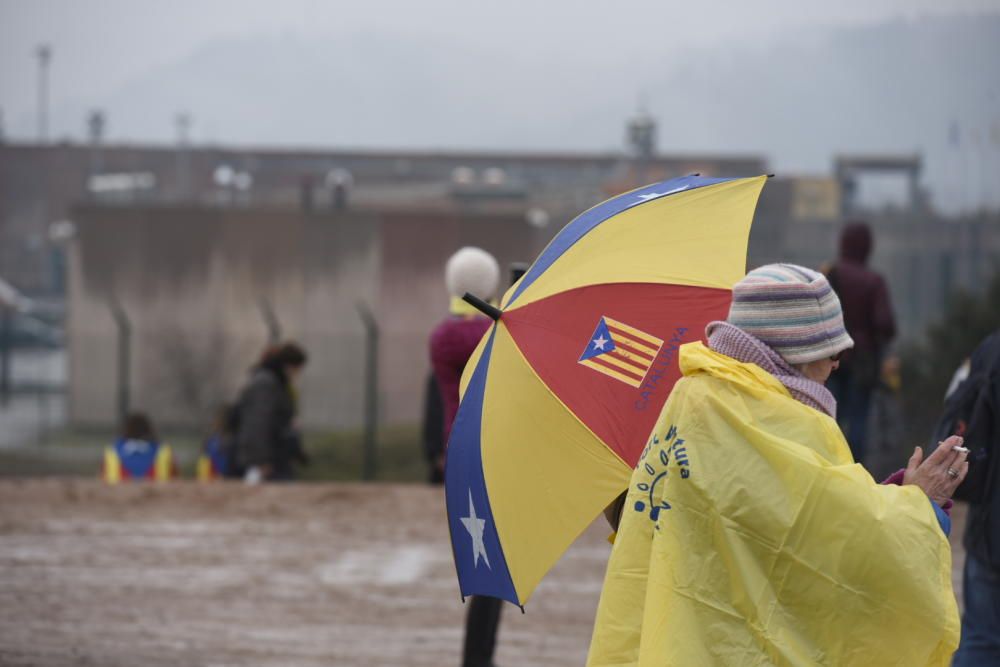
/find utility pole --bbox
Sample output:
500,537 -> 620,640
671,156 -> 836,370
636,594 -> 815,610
356,302 -> 379,482
35,44 -> 52,143
175,112 -> 192,199
109,298 -> 131,424
87,109 -> 106,179
0,306 -> 11,407
627,101 -> 656,186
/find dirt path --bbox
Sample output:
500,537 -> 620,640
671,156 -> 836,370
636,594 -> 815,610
0,480 -> 969,666
0,480 -> 612,667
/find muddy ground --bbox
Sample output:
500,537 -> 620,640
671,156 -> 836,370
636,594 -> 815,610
0,480 -> 968,667
0,480 -> 614,667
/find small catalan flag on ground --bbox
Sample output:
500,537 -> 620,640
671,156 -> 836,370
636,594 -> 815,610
578,316 -> 664,387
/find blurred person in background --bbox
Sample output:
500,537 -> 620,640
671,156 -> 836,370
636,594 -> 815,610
430,248 -> 501,474
101,412 -> 176,483
942,329 -> 1000,666
196,404 -> 238,481
420,372 -> 445,484
429,246 -> 502,667
825,222 -> 896,465
866,352 -> 907,479
234,342 -> 309,483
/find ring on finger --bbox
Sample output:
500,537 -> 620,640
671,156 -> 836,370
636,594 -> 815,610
947,467 -> 960,479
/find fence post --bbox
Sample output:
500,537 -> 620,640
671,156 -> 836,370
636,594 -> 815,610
36,353 -> 48,445
0,306 -> 10,407
257,297 -> 282,344
109,298 -> 131,424
356,302 -> 379,482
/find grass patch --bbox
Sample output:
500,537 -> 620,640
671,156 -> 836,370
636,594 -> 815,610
0,429 -> 202,478
301,424 -> 426,482
0,425 -> 427,483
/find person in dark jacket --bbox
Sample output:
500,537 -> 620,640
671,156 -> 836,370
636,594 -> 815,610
429,247 -> 503,667
952,329 -> 1000,665
234,342 -> 309,482
825,222 -> 896,464
421,372 -> 445,485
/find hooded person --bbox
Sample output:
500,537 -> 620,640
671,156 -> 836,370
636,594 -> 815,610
428,246 -> 503,667
826,222 -> 897,464
588,264 -> 967,667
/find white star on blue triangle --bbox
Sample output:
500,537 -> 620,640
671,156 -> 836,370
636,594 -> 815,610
460,490 -> 491,569
579,318 -> 617,361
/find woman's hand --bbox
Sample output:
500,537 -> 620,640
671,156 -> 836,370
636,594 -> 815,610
902,435 -> 969,506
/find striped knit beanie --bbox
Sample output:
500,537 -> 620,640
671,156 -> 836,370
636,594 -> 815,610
724,264 -> 854,365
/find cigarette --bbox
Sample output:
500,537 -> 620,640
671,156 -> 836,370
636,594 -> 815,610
953,446 -> 970,453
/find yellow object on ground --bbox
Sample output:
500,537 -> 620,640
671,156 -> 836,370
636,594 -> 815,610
196,455 -> 213,482
588,342 -> 959,666
102,447 -> 122,484
153,445 -> 173,481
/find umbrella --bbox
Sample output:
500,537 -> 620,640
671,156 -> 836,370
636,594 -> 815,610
445,174 -> 768,606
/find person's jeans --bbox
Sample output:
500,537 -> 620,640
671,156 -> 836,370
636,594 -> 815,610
827,368 -> 872,464
954,554 -> 1000,665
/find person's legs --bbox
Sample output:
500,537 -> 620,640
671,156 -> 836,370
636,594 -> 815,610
828,366 -> 871,464
827,370 -> 846,411
845,382 -> 872,463
953,554 -> 1000,666
462,596 -> 503,667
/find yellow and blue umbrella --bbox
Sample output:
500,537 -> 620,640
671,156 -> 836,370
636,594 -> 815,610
445,174 -> 768,606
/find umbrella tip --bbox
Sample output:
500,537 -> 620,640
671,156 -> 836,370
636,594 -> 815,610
461,595 -> 467,604
767,173 -> 776,178
462,293 -> 502,321
520,605 -> 526,615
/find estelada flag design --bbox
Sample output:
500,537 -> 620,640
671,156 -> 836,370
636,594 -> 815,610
102,439 -> 175,483
579,316 -> 664,387
445,175 -> 767,607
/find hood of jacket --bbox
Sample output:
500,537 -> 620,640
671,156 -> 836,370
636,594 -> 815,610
680,339 -> 792,399
838,222 -> 872,264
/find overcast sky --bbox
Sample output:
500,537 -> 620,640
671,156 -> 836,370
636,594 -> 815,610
2,0 -> 995,135
1,1 -> 998,212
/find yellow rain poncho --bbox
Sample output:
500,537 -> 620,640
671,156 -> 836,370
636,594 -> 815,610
588,342 -> 959,666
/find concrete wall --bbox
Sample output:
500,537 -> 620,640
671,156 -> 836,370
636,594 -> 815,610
68,205 -> 381,429
2,141 -> 764,293
67,189 -> 1000,431
67,202 -> 549,430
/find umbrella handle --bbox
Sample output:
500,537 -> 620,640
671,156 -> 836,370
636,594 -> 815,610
462,293 -> 502,321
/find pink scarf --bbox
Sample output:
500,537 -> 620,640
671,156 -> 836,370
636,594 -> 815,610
706,321 -> 838,419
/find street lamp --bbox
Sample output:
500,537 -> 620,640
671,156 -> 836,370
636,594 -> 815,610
35,44 -> 52,143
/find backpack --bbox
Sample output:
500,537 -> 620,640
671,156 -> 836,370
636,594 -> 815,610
933,333 -> 1000,504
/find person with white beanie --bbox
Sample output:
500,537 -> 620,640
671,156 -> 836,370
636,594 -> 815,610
428,246 -> 503,667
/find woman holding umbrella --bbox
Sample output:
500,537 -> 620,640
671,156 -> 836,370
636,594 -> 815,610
589,264 -> 967,666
